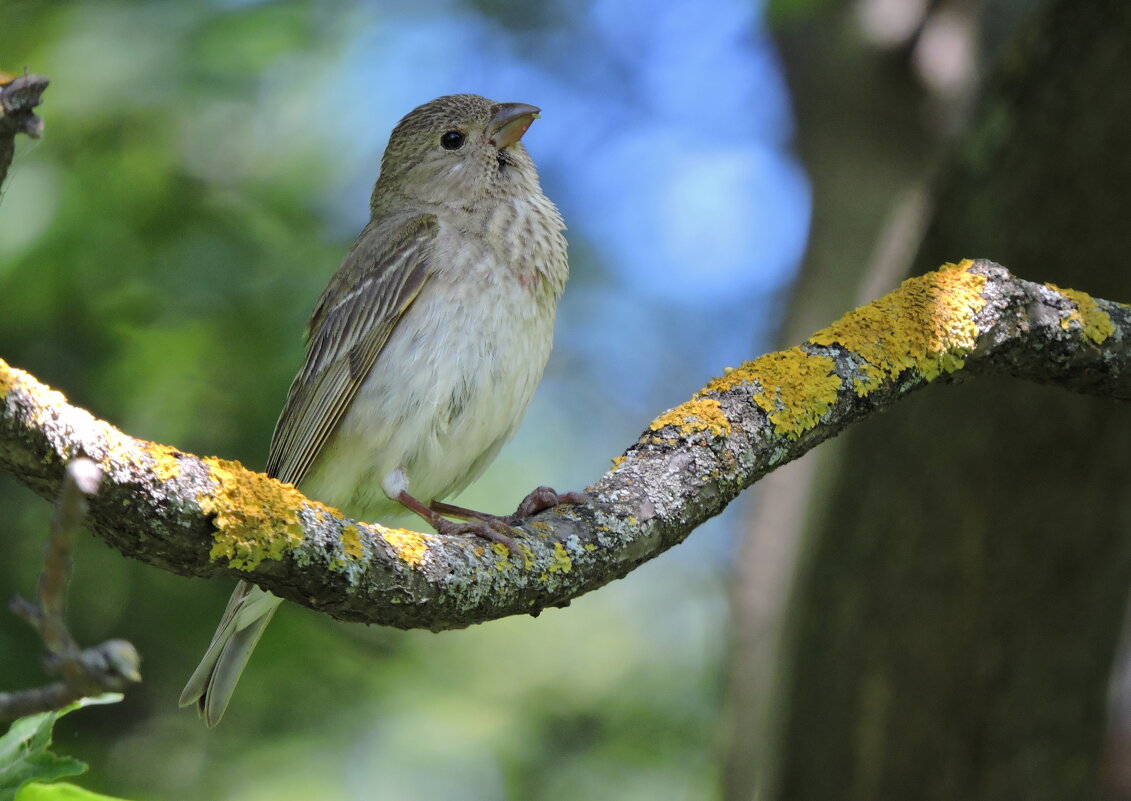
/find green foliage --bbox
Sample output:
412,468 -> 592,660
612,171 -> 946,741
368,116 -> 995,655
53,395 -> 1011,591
16,783 -> 128,801
0,696 -> 122,801
0,2 -> 732,799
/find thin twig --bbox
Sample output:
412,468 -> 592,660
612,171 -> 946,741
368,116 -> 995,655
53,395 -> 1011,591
0,459 -> 141,720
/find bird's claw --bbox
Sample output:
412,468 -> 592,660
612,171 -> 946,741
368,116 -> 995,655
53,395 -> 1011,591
508,486 -> 586,521
434,516 -> 522,558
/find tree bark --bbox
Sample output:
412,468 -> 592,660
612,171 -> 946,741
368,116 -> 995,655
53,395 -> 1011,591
0,72 -> 49,189
776,3 -> 1131,799
722,5 -> 945,796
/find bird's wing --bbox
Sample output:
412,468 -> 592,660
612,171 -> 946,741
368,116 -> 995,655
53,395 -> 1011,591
265,212 -> 438,486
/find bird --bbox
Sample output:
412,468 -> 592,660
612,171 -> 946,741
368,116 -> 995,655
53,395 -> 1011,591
179,94 -> 577,727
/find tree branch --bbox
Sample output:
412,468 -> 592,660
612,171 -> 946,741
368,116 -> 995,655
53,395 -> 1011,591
1,260 -> 1128,631
0,71 -> 49,190
0,459 -> 141,720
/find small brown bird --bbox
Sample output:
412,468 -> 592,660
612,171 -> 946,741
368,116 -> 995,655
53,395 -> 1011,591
180,94 -> 576,726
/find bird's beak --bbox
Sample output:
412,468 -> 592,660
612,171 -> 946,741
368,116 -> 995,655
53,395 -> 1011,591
488,102 -> 541,149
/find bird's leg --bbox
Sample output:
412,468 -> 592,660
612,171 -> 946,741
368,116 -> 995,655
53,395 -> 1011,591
427,499 -> 496,523
430,486 -> 585,525
395,490 -> 520,555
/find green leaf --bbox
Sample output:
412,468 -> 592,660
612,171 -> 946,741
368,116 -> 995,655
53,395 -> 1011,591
15,782 -> 130,801
0,695 -> 123,801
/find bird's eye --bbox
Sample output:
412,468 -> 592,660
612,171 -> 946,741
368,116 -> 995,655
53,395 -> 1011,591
440,131 -> 465,150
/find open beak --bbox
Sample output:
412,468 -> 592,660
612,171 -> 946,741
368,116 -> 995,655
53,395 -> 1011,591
488,102 -> 541,149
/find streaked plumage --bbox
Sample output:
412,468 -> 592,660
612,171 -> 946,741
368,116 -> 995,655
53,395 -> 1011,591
181,94 -> 568,726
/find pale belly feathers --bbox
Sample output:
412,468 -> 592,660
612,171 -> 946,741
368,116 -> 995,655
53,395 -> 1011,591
299,215 -> 563,524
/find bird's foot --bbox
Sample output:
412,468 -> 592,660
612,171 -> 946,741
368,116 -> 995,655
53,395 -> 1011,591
397,490 -> 522,556
430,486 -> 584,527
430,515 -> 521,556
415,487 -> 585,559
508,486 -> 587,521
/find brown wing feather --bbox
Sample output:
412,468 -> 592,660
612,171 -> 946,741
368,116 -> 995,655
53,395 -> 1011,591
265,213 -> 437,485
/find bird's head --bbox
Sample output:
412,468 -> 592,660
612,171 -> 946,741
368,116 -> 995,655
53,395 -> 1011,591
371,94 -> 543,215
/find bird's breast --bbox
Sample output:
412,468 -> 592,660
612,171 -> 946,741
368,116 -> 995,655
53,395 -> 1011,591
299,207 -> 566,521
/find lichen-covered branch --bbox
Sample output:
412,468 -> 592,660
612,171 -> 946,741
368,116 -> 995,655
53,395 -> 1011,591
1,259 -> 1128,631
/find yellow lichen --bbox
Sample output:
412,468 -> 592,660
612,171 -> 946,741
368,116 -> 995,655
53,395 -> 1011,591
0,358 -> 385,573
648,397 -> 731,439
610,455 -> 626,470
809,260 -> 987,396
340,523 -> 365,561
0,358 -> 71,431
1047,283 -> 1115,344
700,347 -> 841,439
200,457 -> 320,570
548,541 -> 572,574
381,528 -> 430,568
1,360 -> 192,476
144,442 -> 183,482
490,543 -> 535,570
492,542 -> 513,570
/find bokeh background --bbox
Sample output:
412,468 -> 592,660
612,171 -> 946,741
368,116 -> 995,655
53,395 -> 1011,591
0,1 -> 1063,799
0,2 -> 808,798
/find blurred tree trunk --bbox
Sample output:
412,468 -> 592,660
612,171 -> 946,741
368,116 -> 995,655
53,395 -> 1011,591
722,2 -> 948,797
752,2 -> 1131,799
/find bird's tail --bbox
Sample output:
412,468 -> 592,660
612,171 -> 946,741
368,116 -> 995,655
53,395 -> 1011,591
179,580 -> 282,727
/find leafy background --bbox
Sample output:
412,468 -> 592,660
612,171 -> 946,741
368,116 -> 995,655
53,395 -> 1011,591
0,0 -> 817,798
